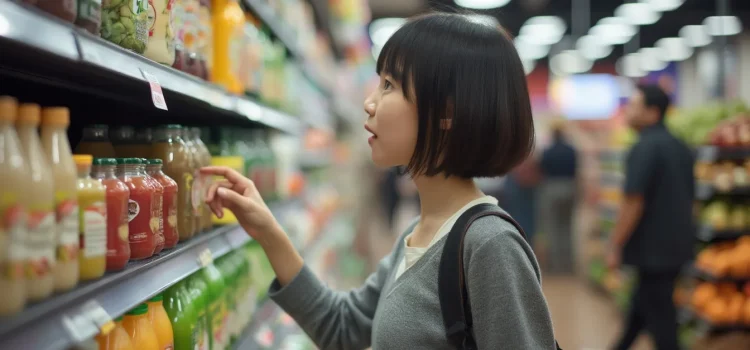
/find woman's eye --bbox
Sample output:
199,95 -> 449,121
383,79 -> 393,90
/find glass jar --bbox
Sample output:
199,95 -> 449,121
141,159 -> 164,254
143,0 -> 176,64
117,158 -> 156,260
76,125 -> 116,158
74,155 -> 107,281
147,159 -> 179,249
76,0 -> 102,35
152,125 -> 194,240
101,0 -> 149,54
113,127 -> 153,158
36,0 -> 78,23
92,158 -> 131,271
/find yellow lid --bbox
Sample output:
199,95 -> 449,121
17,103 -> 41,125
211,156 -> 245,171
41,107 -> 70,126
0,96 -> 19,122
73,154 -> 93,166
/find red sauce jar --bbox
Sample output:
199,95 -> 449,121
92,158 -> 130,271
147,158 -> 179,249
142,159 -> 165,254
116,158 -> 156,260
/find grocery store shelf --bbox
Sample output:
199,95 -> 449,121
0,1 -> 302,134
0,199 -> 299,350
687,264 -> 750,284
695,183 -> 750,200
600,171 -> 624,187
679,307 -> 750,334
696,146 -> 750,162
697,225 -> 750,242
242,0 -> 333,95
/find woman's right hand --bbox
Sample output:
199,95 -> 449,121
201,166 -> 280,240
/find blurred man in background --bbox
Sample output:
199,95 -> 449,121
539,121 -> 578,275
503,154 -> 542,246
610,84 -> 695,350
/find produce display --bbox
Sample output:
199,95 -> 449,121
691,281 -> 750,325
701,200 -> 750,231
696,237 -> 750,279
667,101 -> 748,147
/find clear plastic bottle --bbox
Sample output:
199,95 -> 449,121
16,103 -> 55,301
40,107 -> 79,292
152,125 -> 194,240
76,125 -> 116,158
192,128 -> 213,231
74,154 -> 107,281
0,97 -> 28,315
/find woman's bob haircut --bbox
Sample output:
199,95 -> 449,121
376,12 -> 535,178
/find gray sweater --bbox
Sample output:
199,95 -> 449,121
268,214 -> 557,349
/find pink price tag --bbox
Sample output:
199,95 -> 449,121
140,69 -> 168,111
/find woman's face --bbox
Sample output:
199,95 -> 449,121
364,75 -> 418,168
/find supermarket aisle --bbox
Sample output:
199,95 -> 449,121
543,276 -> 652,350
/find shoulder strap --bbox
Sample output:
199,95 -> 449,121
437,203 -> 562,350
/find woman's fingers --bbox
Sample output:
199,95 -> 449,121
205,180 -> 233,202
216,187 -> 248,210
200,166 -> 250,186
209,199 -> 224,218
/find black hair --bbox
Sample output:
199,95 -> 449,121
376,12 -> 534,178
636,84 -> 671,121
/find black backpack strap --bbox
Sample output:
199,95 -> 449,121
437,203 -> 562,350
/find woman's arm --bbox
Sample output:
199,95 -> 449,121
200,166 -> 402,350
465,224 -> 557,349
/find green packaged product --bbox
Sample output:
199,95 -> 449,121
186,274 -> 211,350
200,262 -> 226,350
164,281 -> 198,350
101,0 -> 148,53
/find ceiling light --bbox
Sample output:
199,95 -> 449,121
638,47 -> 668,72
679,25 -> 712,47
576,35 -> 613,60
369,18 -> 406,47
519,16 -> 566,46
590,17 -> 637,45
522,59 -> 536,75
655,37 -> 693,61
639,0 -> 685,12
454,0 -> 510,10
550,50 -> 592,76
465,14 -> 500,27
617,53 -> 647,78
703,16 -> 742,36
615,3 -> 661,26
515,35 -> 550,60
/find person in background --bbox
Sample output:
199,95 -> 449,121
539,122 -> 578,275
380,167 -> 402,232
503,154 -> 542,246
609,84 -> 695,350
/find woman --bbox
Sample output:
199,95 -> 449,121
202,13 -> 557,349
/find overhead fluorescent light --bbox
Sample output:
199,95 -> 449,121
638,47 -> 668,72
519,16 -> 566,46
679,24 -> 712,47
703,16 -> 743,36
550,50 -> 592,76
522,59 -> 536,75
639,0 -> 685,12
655,37 -> 693,61
590,17 -> 637,45
369,18 -> 406,47
617,53 -> 647,78
615,3 -> 661,26
576,35 -> 613,60
515,35 -> 551,60
454,0 -> 510,10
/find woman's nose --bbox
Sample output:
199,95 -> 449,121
364,99 -> 376,117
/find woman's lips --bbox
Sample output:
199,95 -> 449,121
365,124 -> 377,145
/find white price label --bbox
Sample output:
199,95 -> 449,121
254,324 -> 274,347
197,248 -> 213,267
80,300 -> 115,335
140,69 -> 168,111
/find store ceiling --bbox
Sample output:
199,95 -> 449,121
367,0 -> 750,62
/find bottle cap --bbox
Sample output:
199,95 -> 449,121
166,124 -> 182,129
41,107 -> 70,126
73,154 -> 93,166
17,103 -> 41,125
126,304 -> 148,316
0,96 -> 18,122
118,158 -> 142,165
93,158 -> 117,166
147,159 -> 163,165
148,294 -> 163,302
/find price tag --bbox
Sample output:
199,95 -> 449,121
81,300 -> 115,336
197,248 -> 213,267
237,99 -> 263,121
62,312 -> 98,342
140,69 -> 168,111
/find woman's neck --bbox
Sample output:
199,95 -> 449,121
408,174 -> 484,246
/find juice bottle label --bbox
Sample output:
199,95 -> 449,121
166,191 -> 177,229
26,207 -> 56,279
195,310 -> 208,350
152,192 -> 163,237
81,202 -> 107,258
1,193 -> 27,280
55,194 -> 80,262
190,171 -> 204,215
210,299 -> 226,348
128,199 -> 141,222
